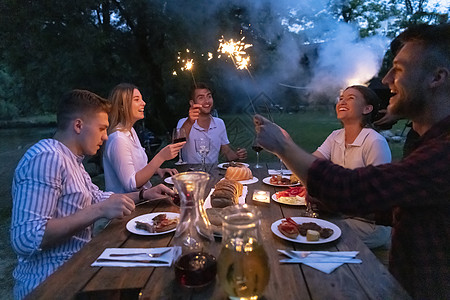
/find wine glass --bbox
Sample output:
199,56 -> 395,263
195,138 -> 210,171
303,195 -> 319,218
172,128 -> 187,165
252,138 -> 263,169
279,158 -> 285,175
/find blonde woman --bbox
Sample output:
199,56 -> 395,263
103,83 -> 185,193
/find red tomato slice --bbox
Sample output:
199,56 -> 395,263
285,217 -> 298,227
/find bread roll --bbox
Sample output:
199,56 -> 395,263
225,166 -> 252,181
211,179 -> 243,208
206,208 -> 222,226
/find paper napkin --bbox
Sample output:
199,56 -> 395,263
278,250 -> 361,274
92,247 -> 175,268
268,169 -> 293,175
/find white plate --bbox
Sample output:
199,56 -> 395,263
126,212 -> 180,236
271,217 -> 341,244
262,176 -> 301,187
204,186 -> 248,209
164,177 -> 173,185
238,176 -> 258,185
272,194 -> 306,206
218,162 -> 250,169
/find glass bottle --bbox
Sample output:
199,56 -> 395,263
217,204 -> 270,299
171,171 -> 217,288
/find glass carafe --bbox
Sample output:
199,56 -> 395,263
171,171 -> 217,288
217,204 -> 270,299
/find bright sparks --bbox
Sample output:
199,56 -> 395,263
217,36 -> 253,70
183,59 -> 194,71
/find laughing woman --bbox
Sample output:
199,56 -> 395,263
313,85 -> 392,249
103,83 -> 185,193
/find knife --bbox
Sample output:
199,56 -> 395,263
96,258 -> 168,264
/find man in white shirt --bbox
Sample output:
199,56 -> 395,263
10,90 -> 174,299
177,82 -> 247,164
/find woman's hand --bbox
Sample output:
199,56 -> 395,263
143,184 -> 175,199
157,168 -> 178,177
157,142 -> 186,161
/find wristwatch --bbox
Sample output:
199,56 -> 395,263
139,188 -> 147,202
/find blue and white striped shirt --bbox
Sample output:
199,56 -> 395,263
10,139 -> 112,299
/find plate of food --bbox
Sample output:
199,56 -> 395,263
263,175 -> 301,187
218,162 -> 249,169
272,186 -> 307,206
271,217 -> 341,244
126,212 -> 179,236
164,177 -> 173,185
238,177 -> 258,185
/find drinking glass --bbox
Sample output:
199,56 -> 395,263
279,158 -> 285,175
195,138 -> 210,171
218,204 -> 270,299
303,195 -> 319,218
172,128 -> 187,165
252,138 -> 263,169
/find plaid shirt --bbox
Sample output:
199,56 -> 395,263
308,116 -> 450,299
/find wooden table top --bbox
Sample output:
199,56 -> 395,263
27,163 -> 411,300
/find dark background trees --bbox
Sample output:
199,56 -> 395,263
0,0 -> 447,133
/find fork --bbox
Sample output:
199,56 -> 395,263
109,249 -> 171,257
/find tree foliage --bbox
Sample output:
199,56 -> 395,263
0,0 -> 447,130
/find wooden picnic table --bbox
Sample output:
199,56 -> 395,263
27,163 -> 411,300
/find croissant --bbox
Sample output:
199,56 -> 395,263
225,166 -> 252,181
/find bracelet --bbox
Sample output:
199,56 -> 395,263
139,188 -> 147,201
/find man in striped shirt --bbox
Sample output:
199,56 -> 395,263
10,90 -> 174,299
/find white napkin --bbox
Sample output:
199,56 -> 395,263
278,250 -> 360,274
268,169 -> 293,175
92,247 -> 176,267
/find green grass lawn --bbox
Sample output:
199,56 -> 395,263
220,110 -> 407,163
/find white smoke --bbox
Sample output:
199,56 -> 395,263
307,22 -> 389,96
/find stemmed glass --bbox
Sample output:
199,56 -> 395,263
252,138 -> 263,169
304,195 -> 319,218
172,128 -> 187,165
278,158 -> 285,175
195,138 -> 210,171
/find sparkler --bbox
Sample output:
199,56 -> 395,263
217,36 -> 261,116
217,36 -> 253,74
175,49 -> 197,88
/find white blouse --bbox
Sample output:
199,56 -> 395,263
316,128 -> 392,168
103,128 -> 151,193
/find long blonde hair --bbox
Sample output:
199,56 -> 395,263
108,83 -> 138,134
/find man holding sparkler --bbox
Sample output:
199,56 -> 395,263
177,82 -> 247,164
254,23 -> 450,299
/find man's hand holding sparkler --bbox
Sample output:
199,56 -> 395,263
253,115 -> 293,155
187,103 -> 202,124
253,114 -> 316,181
